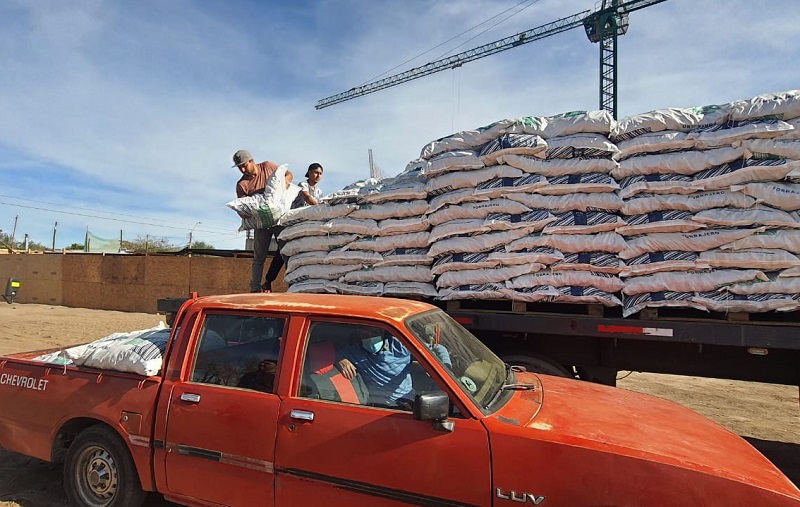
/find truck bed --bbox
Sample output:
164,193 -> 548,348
0,355 -> 161,462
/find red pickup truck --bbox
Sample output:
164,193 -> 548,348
1,293 -> 798,507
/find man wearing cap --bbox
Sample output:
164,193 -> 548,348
232,149 -> 283,293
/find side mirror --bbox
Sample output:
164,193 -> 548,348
413,391 -> 454,432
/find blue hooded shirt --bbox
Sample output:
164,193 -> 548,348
338,335 -> 412,406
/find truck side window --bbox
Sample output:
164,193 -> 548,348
298,321 -> 447,411
191,314 -> 285,393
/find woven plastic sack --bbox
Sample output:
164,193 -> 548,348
612,146 -> 747,180
343,265 -> 434,283
425,165 -> 522,195
694,292 -> 799,313
346,232 -> 430,252
508,270 -> 624,293
693,206 -> 800,229
349,200 -> 429,220
729,89 -> 800,121
437,283 -> 513,300
282,234 -> 359,257
620,251 -> 711,278
543,211 -> 625,235
614,131 -> 695,160
479,133 -> 547,165
727,273 -> 800,295
622,292 -> 705,318
279,203 -> 357,227
621,191 -> 756,215
507,231 -> 627,254
378,217 -> 430,235
428,199 -> 532,226
507,192 -> 623,213
375,248 -> 433,267
501,154 -> 618,176
535,173 -> 618,195
550,252 -> 626,274
622,269 -> 768,296
428,229 -> 529,257
620,228 -> 765,260
699,249 -> 800,270
60,324 -> 170,376
690,158 -> 800,191
720,229 -> 800,253
730,182 -> 800,211
227,164 -> 291,230
512,285 -> 621,306
436,264 -> 544,288
613,103 -> 733,140
688,119 -> 793,149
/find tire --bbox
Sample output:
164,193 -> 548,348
502,354 -> 574,379
63,425 -> 147,507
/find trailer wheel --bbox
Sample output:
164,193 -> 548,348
502,354 -> 574,379
64,425 -> 146,507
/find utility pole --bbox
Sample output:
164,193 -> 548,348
52,222 -> 58,251
11,215 -> 18,250
189,222 -> 201,249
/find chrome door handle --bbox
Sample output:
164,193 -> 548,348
290,410 -> 314,421
180,393 -> 201,403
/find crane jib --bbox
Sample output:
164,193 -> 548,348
314,0 -> 670,112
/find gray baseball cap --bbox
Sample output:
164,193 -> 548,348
232,149 -> 253,167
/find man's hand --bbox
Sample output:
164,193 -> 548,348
337,358 -> 357,379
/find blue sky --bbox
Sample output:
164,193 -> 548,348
1,0 -> 798,250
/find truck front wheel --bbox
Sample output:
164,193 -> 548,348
64,425 -> 146,507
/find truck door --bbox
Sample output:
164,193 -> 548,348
161,313 -> 286,507
274,320 -> 492,507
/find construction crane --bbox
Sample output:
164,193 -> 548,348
316,0 -> 668,119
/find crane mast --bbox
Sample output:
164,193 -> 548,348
316,0 -> 668,118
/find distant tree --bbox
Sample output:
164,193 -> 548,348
0,231 -> 47,251
66,243 -> 84,250
190,240 -> 215,250
122,235 -> 181,254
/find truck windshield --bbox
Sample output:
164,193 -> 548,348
405,309 -> 509,412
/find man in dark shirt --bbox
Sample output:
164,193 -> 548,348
232,149 -> 284,292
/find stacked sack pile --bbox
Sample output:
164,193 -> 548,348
279,170 -> 437,298
612,90 -> 800,316
418,111 -> 627,305
277,89 -> 800,317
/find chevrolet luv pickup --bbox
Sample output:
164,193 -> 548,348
1,293 -> 798,507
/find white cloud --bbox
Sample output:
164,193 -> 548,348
0,0 -> 798,249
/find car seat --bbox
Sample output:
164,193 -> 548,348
303,340 -> 369,404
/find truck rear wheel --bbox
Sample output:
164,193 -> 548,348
64,425 -> 146,507
502,354 -> 574,379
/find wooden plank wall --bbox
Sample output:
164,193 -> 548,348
0,253 -> 286,313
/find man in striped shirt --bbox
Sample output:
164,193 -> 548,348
232,149 -> 283,293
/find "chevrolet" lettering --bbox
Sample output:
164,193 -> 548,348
0,373 -> 49,391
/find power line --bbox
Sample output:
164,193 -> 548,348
0,197 -> 238,236
360,0 -> 539,85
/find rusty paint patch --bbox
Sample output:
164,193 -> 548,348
497,415 -> 521,426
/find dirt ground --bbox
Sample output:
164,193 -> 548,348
0,303 -> 798,506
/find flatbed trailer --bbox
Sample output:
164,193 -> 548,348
440,300 -> 800,388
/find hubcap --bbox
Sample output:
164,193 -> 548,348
75,445 -> 118,506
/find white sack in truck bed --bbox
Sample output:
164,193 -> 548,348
32,323 -> 170,376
